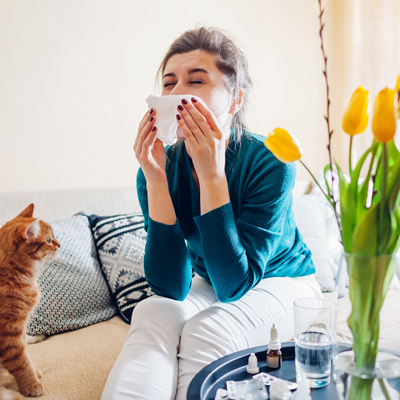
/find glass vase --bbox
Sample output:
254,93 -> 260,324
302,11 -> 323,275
332,253 -> 400,400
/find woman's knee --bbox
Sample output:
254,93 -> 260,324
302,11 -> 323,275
131,296 -> 189,331
180,307 -> 237,358
132,294 -> 211,337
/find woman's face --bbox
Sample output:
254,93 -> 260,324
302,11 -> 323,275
161,50 -> 234,136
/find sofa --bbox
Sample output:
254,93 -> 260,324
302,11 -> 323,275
1,182 -> 399,400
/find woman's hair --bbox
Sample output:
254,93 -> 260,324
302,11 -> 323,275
157,26 -> 253,142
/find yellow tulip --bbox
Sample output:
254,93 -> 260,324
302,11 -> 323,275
342,86 -> 369,136
372,88 -> 397,143
264,128 -> 303,164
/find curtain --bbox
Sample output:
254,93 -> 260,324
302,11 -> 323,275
346,0 -> 400,156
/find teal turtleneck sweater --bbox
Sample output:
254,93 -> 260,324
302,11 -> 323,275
136,132 -> 315,303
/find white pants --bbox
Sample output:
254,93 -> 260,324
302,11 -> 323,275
101,274 -> 322,400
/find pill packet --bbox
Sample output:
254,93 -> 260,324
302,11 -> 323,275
214,388 -> 229,400
225,378 -> 268,399
253,373 -> 297,391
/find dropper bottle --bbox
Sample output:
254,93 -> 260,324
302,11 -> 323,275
266,324 -> 282,369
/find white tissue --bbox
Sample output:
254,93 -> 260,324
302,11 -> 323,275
293,371 -> 311,400
146,94 -> 206,145
270,378 -> 293,400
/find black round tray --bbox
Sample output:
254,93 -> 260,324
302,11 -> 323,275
187,342 -> 339,400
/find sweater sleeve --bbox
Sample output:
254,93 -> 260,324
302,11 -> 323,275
136,169 -> 192,301
193,158 -> 296,303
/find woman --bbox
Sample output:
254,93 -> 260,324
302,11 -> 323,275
102,26 -> 321,400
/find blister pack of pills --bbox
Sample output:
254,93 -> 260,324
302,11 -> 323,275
253,373 -> 297,391
214,378 -> 268,399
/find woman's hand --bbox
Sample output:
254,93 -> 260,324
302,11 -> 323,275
134,109 -> 167,184
176,98 -> 227,184
176,98 -> 230,214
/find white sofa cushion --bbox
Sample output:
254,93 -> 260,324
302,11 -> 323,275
293,194 -> 343,292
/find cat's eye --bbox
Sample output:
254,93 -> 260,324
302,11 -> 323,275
46,238 -> 51,244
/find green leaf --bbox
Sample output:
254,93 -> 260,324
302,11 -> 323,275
395,206 -> 400,240
372,145 -> 384,207
352,201 -> 393,255
336,162 -> 354,252
386,139 -> 400,167
387,154 -> 400,210
350,143 -> 377,200
350,143 -> 378,225
386,209 -> 399,254
323,163 -> 333,195
352,203 -> 379,255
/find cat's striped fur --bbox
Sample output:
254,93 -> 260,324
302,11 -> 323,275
0,205 -> 59,397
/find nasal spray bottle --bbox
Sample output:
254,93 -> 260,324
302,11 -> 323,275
267,324 -> 282,369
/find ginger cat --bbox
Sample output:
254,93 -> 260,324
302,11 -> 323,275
0,204 -> 60,398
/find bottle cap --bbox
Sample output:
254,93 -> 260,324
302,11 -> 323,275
268,324 -> 281,350
246,352 -> 259,374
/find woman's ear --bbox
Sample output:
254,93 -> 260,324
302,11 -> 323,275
229,89 -> 244,115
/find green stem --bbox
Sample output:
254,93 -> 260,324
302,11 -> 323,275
365,144 -> 378,207
300,160 -> 343,243
378,379 -> 392,400
349,135 -> 353,175
299,161 -> 331,204
371,148 -> 383,205
346,376 -> 374,400
346,254 -> 393,399
379,144 -> 388,253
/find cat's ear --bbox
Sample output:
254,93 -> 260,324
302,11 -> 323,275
18,204 -> 35,218
20,219 -> 41,240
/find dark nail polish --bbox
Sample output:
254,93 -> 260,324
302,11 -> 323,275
152,126 -> 156,131
176,114 -> 181,120
149,108 -> 154,114
178,105 -> 184,111
150,116 -> 154,122
182,98 -> 188,105
191,97 -> 197,103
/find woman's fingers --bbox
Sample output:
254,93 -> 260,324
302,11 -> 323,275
136,108 -> 155,140
192,98 -> 224,134
135,115 -> 156,159
176,102 -> 208,143
186,98 -> 222,136
176,113 -> 199,147
134,109 -> 157,157
143,125 -> 158,152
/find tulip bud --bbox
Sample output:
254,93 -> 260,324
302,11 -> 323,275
264,128 -> 303,164
372,88 -> 396,143
342,86 -> 369,136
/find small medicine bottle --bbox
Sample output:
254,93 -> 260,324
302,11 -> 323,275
266,324 -> 282,369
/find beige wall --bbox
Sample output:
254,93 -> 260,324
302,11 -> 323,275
0,0 -> 346,193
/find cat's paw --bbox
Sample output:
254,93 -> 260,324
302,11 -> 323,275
26,334 -> 46,344
36,369 -> 43,379
20,382 -> 44,397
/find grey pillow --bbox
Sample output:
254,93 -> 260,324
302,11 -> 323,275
27,214 -> 117,336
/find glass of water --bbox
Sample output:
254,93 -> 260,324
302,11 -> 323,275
294,298 -> 333,388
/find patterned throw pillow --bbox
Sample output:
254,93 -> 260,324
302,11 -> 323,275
27,215 -> 118,336
87,213 -> 155,323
